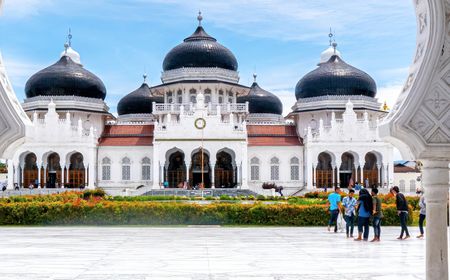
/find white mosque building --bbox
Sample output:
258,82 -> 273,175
3,14 -> 395,194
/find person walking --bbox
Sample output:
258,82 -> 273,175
391,186 -> 410,240
342,189 -> 357,238
371,188 -> 383,242
354,188 -> 373,241
327,187 -> 342,233
417,188 -> 426,238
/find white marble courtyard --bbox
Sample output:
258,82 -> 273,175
0,227 -> 426,280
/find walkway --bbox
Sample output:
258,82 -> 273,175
0,227 -> 425,279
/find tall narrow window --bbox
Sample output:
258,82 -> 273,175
290,157 -> 300,181
250,157 -> 260,181
270,157 -> 280,181
177,90 -> 183,103
219,90 -> 224,103
189,89 -> 197,103
167,91 -> 173,103
102,157 -> 111,181
142,157 -> 151,181
122,157 -> 131,181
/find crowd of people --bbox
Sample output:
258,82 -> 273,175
327,185 -> 426,242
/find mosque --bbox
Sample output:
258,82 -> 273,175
4,13 -> 395,194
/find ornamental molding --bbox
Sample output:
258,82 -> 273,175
22,95 -> 109,113
379,0 -> 450,160
292,95 -> 382,113
161,67 -> 240,84
0,52 -> 31,158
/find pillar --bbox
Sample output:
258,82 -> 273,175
185,164 -> 190,183
331,165 -> 336,188
377,164 -> 381,187
20,164 -> 24,187
422,160 -> 449,280
359,161 -> 365,184
312,165 -> 316,188
15,164 -> 20,188
383,164 -> 388,187
37,164 -> 41,188
84,166 -> 88,189
65,165 -> 69,188
335,160 -> 341,187
7,160 -> 14,189
60,162 -> 66,186
210,160 -> 216,189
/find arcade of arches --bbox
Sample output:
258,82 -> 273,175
314,151 -> 386,188
165,149 -> 237,188
18,152 -> 88,188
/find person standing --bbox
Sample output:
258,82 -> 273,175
371,188 -> 383,242
417,188 -> 426,238
342,189 -> 357,238
391,186 -> 410,240
327,187 -> 342,233
354,188 -> 373,241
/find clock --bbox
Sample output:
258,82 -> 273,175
194,118 -> 206,129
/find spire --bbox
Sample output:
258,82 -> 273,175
67,28 -> 72,47
197,11 -> 203,26
143,73 -> 148,84
253,73 -> 257,83
328,27 -> 333,46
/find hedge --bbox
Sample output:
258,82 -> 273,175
0,201 -> 412,226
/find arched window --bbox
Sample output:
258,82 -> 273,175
122,157 -> 131,181
218,90 -> 224,103
204,89 -> 211,103
102,157 -> 111,181
228,91 -> 233,103
167,91 -> 173,103
142,157 -> 151,181
270,157 -> 280,181
250,157 -> 260,181
290,157 -> 300,181
177,90 -> 183,103
399,179 -> 406,192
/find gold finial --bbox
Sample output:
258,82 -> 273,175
382,100 -> 390,111
197,11 -> 203,26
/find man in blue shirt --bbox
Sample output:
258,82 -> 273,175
327,187 -> 342,233
342,189 -> 357,238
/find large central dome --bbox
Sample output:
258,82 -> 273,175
162,16 -> 238,71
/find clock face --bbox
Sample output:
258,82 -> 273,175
194,118 -> 206,130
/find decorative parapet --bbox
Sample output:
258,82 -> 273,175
152,102 -> 248,115
292,95 -> 382,112
161,67 -> 240,84
22,95 -> 109,113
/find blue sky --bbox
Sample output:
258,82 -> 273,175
0,0 -> 416,116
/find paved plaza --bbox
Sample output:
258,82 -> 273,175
0,227 -> 426,280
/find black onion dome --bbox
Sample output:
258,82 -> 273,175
237,82 -> 283,115
162,26 -> 238,71
25,56 -> 106,100
295,55 -> 377,100
117,83 -> 164,115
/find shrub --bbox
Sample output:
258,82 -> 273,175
82,189 -> 106,200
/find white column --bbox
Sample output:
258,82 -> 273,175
210,160 -> 216,189
20,164 -> 24,187
383,163 -> 388,187
185,164 -> 190,183
335,160 -> 341,187
88,155 -> 96,189
240,144 -> 249,189
423,160 -> 449,280
7,160 -> 14,189
236,164 -> 241,188
331,164 -> 336,188
14,164 -> 20,188
65,165 -> 69,188
312,165 -> 316,188
60,162 -> 66,187
37,163 -> 41,188
359,161 -> 365,184
84,166 -> 89,189
377,164 -> 381,187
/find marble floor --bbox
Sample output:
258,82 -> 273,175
0,227 -> 426,280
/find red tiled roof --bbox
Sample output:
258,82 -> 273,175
99,125 -> 154,146
394,166 -> 420,173
247,125 -> 302,146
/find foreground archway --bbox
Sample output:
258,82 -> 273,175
68,153 -> 85,188
166,151 -> 186,188
316,152 -> 333,188
190,150 -> 211,188
215,150 -> 236,188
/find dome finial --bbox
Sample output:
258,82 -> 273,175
253,73 -> 257,83
143,73 -> 148,83
197,11 -> 203,26
328,27 -> 333,46
67,28 -> 72,47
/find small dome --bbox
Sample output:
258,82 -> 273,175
117,82 -> 164,115
162,22 -> 238,71
25,55 -> 106,100
237,80 -> 283,115
295,55 -> 377,100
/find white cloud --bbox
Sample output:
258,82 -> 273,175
2,56 -> 44,90
2,0 -> 54,19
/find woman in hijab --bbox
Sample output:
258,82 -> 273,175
354,188 -> 373,241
